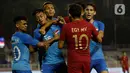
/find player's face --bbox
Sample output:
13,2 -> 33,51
85,5 -> 96,20
16,20 -> 27,32
43,4 -> 55,17
36,12 -> 47,25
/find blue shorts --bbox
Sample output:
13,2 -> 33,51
41,62 -> 67,73
12,70 -> 32,73
90,59 -> 108,73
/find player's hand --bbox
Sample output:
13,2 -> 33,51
39,27 -> 46,35
53,33 -> 59,40
38,41 -> 49,49
97,34 -> 102,43
57,16 -> 66,24
44,41 -> 50,50
43,41 -> 49,49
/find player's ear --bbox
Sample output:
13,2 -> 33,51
81,9 -> 84,16
94,11 -> 96,15
16,23 -> 19,28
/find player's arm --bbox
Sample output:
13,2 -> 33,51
98,21 -> 105,38
91,24 -> 102,43
58,40 -> 65,49
57,16 -> 66,25
39,19 -> 58,35
23,34 -> 49,49
46,33 -> 60,45
58,25 -> 66,49
98,31 -> 104,38
34,29 -> 42,40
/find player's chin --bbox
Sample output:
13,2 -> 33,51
49,14 -> 54,17
86,16 -> 91,20
41,22 -> 45,25
23,28 -> 27,32
22,30 -> 27,32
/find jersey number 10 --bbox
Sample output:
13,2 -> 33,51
73,34 -> 89,50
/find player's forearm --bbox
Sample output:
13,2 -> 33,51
43,20 -> 54,29
99,30 -> 104,37
37,42 -> 47,48
46,38 -> 56,44
97,34 -> 102,43
58,40 -> 64,49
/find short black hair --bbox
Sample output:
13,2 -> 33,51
32,9 -> 43,16
86,3 -> 96,11
69,4 -> 82,18
75,1 -> 86,10
13,16 -> 27,24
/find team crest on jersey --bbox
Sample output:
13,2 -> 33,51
44,35 -> 52,40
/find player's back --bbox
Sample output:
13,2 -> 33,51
11,32 -> 31,70
63,19 -> 98,62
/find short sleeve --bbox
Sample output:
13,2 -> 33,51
59,25 -> 66,41
98,21 -> 105,31
91,24 -> 98,38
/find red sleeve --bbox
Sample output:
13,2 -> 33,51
60,25 -> 66,41
64,16 -> 71,23
91,23 -> 98,39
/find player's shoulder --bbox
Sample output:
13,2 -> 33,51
37,24 -> 41,28
12,32 -> 31,43
82,19 -> 92,25
50,24 -> 60,30
94,20 -> 104,25
17,32 -> 32,40
34,28 -> 40,33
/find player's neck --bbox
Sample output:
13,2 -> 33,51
86,18 -> 94,24
16,30 -> 26,33
47,16 -> 53,20
72,18 -> 80,21
90,19 -> 94,24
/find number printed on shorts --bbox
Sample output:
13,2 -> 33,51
13,46 -> 21,61
73,34 -> 89,50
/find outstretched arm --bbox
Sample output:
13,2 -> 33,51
39,19 -> 58,35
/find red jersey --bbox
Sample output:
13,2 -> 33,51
60,19 -> 98,62
64,16 -> 71,23
121,56 -> 128,65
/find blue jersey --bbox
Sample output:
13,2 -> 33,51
43,24 -> 64,64
11,31 -> 39,70
90,20 -> 105,60
34,24 -> 43,41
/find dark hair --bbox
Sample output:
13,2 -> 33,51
43,1 -> 53,9
13,16 -> 27,24
86,3 -> 96,11
75,2 -> 86,10
32,9 -> 44,16
69,4 -> 82,18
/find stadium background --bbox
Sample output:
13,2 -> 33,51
0,0 -> 130,72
